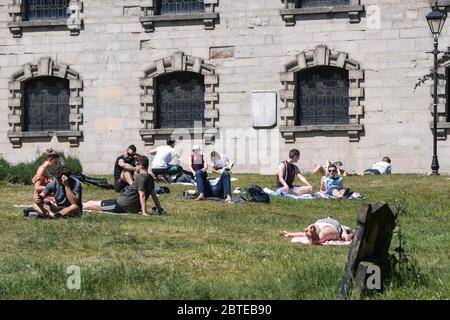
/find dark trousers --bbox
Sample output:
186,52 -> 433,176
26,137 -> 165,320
196,170 -> 232,199
152,165 -> 183,176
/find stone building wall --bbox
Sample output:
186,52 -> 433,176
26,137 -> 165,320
0,0 -> 449,175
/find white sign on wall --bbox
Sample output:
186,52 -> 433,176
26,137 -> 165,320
251,91 -> 277,128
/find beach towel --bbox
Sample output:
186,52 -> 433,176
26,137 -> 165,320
313,192 -> 365,200
290,234 -> 351,246
263,187 -> 314,200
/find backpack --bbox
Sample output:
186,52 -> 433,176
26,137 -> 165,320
241,185 -> 270,204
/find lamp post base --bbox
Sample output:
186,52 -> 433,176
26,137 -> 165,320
431,156 -> 440,176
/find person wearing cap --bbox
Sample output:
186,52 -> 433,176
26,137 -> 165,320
189,144 -> 208,191
149,137 -> 183,181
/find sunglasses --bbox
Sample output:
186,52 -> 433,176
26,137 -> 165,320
328,169 -> 336,172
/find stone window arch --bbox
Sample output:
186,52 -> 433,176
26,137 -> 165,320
139,0 -> 219,32
280,45 -> 364,143
140,51 -> 219,145
8,57 -> 83,148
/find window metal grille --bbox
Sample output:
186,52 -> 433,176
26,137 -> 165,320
24,0 -> 70,21
23,77 -> 70,131
156,72 -> 205,128
295,0 -> 350,8
297,67 -> 349,125
159,0 -> 205,15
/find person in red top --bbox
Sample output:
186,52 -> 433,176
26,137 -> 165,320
276,149 -> 313,196
188,145 -> 207,177
32,148 -> 60,206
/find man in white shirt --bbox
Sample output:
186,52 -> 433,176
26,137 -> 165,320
362,157 -> 392,175
149,137 -> 182,179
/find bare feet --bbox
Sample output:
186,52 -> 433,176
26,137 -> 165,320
43,204 -> 56,219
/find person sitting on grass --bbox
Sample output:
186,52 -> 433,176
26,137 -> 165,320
189,144 -> 208,184
319,163 -> 352,198
185,169 -> 233,203
32,148 -> 60,206
276,149 -> 313,196
114,145 -> 138,193
33,166 -> 82,219
84,156 -> 165,215
280,217 -> 353,244
149,137 -> 183,182
210,151 -> 234,174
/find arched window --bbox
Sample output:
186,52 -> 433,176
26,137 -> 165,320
297,66 -> 349,125
295,0 -> 350,7
24,0 -> 70,21
156,72 -> 205,129
159,0 -> 205,15
23,77 -> 70,131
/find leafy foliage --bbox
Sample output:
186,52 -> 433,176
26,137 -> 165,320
0,154 -> 83,185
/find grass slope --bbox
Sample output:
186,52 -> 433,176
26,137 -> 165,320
0,174 -> 449,299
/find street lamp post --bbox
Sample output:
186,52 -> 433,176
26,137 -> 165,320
426,4 -> 447,176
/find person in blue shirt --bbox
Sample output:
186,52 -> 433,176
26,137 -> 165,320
33,166 -> 82,219
319,163 -> 351,198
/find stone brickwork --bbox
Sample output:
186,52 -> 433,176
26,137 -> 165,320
0,0 -> 449,175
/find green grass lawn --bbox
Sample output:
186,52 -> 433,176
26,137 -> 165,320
0,174 -> 449,300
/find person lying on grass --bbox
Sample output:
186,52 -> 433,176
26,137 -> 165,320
33,166 -> 82,219
319,163 -> 353,198
280,217 -> 353,244
313,159 -> 346,176
84,155 -> 165,215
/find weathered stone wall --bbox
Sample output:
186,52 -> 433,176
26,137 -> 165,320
0,0 -> 449,175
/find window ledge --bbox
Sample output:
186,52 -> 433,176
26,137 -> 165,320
8,20 -> 68,28
140,13 -> 219,32
280,5 -> 364,25
7,131 -> 82,148
8,19 -> 82,37
280,124 -> 363,132
279,124 -> 363,143
139,127 -> 218,145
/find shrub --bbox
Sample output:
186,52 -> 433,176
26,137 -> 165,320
0,158 -> 11,182
0,154 -> 83,185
